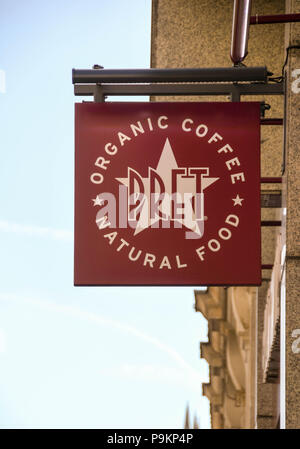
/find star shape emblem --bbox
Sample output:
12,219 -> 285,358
232,194 -> 244,206
116,138 -> 219,236
92,196 -> 104,206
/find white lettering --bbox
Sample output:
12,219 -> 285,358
218,143 -> 233,154
103,231 -> 117,244
176,255 -> 187,268
218,227 -> 231,240
231,172 -> 245,184
117,239 -> 129,252
118,132 -> 131,146
128,246 -> 142,261
196,246 -> 205,261
226,157 -> 240,170
208,239 -> 221,252
225,214 -> 239,227
95,156 -> 110,170
147,117 -> 153,131
158,116 -> 168,129
130,121 -> 144,136
159,256 -> 172,269
182,118 -> 193,132
196,124 -> 208,138
143,253 -> 156,267
208,132 -> 223,144
105,142 -> 118,156
90,173 -> 104,184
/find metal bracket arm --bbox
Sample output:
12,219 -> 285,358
74,82 -> 283,100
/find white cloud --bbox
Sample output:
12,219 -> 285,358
0,220 -> 73,241
0,292 -> 205,384
119,363 -> 201,391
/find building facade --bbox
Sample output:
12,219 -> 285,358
151,0 -> 300,428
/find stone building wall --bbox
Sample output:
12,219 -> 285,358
283,0 -> 300,429
151,0 -> 291,428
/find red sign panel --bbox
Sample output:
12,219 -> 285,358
75,102 -> 261,286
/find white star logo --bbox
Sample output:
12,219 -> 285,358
92,196 -> 104,206
116,138 -> 219,236
232,194 -> 244,206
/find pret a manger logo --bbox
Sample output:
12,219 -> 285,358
95,138 -> 219,239
75,102 -> 261,285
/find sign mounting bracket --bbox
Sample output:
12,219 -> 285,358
72,65 -> 283,101
75,82 -> 283,100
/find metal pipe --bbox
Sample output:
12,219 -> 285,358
250,13 -> 300,24
72,66 -> 267,84
261,221 -> 282,226
231,0 -> 252,64
260,118 -> 283,125
260,177 -> 282,183
74,82 -> 282,97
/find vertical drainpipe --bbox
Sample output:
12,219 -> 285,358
231,0 -> 252,65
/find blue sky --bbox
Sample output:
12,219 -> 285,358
0,0 -> 210,428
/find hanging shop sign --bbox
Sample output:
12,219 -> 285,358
74,102 -> 261,286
